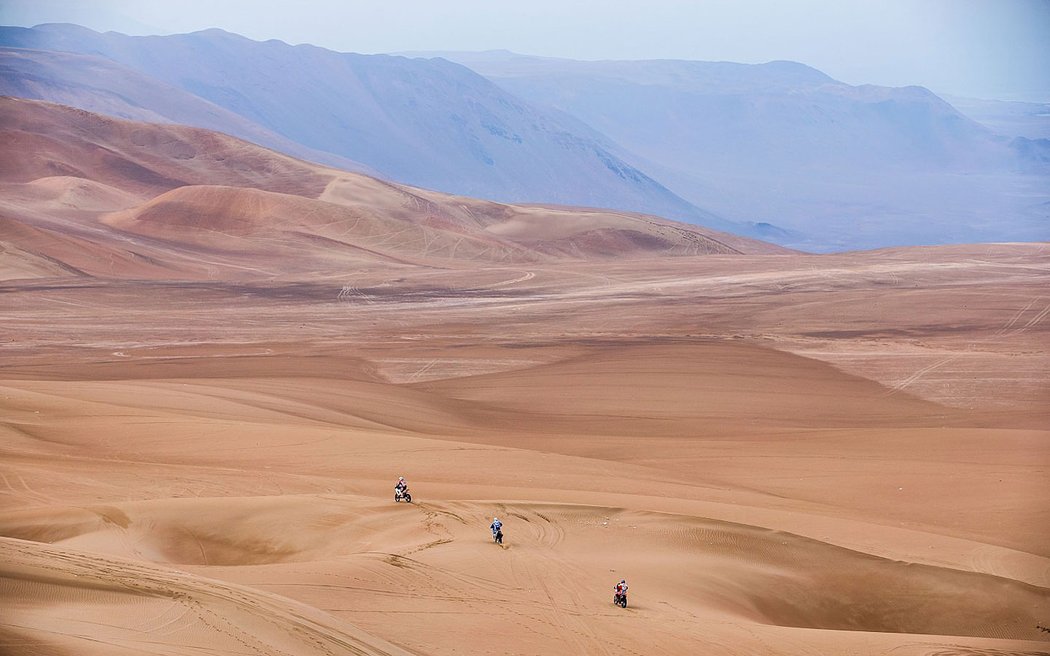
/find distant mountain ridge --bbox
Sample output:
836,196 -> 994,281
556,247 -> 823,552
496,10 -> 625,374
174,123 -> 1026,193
411,50 -> 1050,251
414,50 -> 999,170
0,24 -> 740,235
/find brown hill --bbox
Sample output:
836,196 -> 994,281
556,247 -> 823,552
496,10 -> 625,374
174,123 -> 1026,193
0,97 -> 788,282
0,96 -> 331,197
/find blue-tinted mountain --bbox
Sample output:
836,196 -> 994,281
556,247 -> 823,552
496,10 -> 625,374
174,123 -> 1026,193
420,51 -> 1050,251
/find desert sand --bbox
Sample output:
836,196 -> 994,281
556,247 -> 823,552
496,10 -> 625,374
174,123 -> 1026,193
1,98 -> 1048,655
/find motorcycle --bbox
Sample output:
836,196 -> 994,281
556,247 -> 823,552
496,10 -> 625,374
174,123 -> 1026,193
613,592 -> 628,608
394,487 -> 412,503
493,528 -> 503,545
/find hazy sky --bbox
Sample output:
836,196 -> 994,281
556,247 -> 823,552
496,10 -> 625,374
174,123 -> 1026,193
2,0 -> 1048,101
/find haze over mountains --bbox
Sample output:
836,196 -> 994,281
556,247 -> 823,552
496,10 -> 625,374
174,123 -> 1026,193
426,50 -> 1050,250
944,94 -> 1050,140
1,23 -> 1047,251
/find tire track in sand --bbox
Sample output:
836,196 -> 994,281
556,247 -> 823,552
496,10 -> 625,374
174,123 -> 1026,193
0,536 -> 415,656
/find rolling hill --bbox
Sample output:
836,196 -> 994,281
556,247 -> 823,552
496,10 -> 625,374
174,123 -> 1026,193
0,97 -> 786,282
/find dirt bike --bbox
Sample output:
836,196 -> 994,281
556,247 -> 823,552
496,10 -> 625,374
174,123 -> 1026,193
394,487 -> 412,503
492,528 -> 503,545
613,592 -> 628,608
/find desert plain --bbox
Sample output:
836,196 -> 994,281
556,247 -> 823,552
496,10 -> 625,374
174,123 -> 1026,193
1,98 -> 1048,655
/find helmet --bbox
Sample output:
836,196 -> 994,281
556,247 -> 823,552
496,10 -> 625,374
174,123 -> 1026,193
620,579 -> 626,584
493,517 -> 499,522
399,477 -> 405,481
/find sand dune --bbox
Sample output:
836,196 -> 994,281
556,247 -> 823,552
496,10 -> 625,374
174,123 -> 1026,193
1,98 -> 1048,655
1,536 -> 416,656
414,342 -> 953,434
2,496 -> 1047,653
2,340 -> 1047,654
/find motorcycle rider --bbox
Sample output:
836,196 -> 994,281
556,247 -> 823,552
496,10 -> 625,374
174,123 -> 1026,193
490,517 -> 503,541
394,476 -> 408,499
614,579 -> 628,602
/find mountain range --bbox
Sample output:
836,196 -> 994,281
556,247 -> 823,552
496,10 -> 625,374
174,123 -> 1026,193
0,24 -> 735,235
1,24 -> 1047,251
422,50 -> 1050,250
